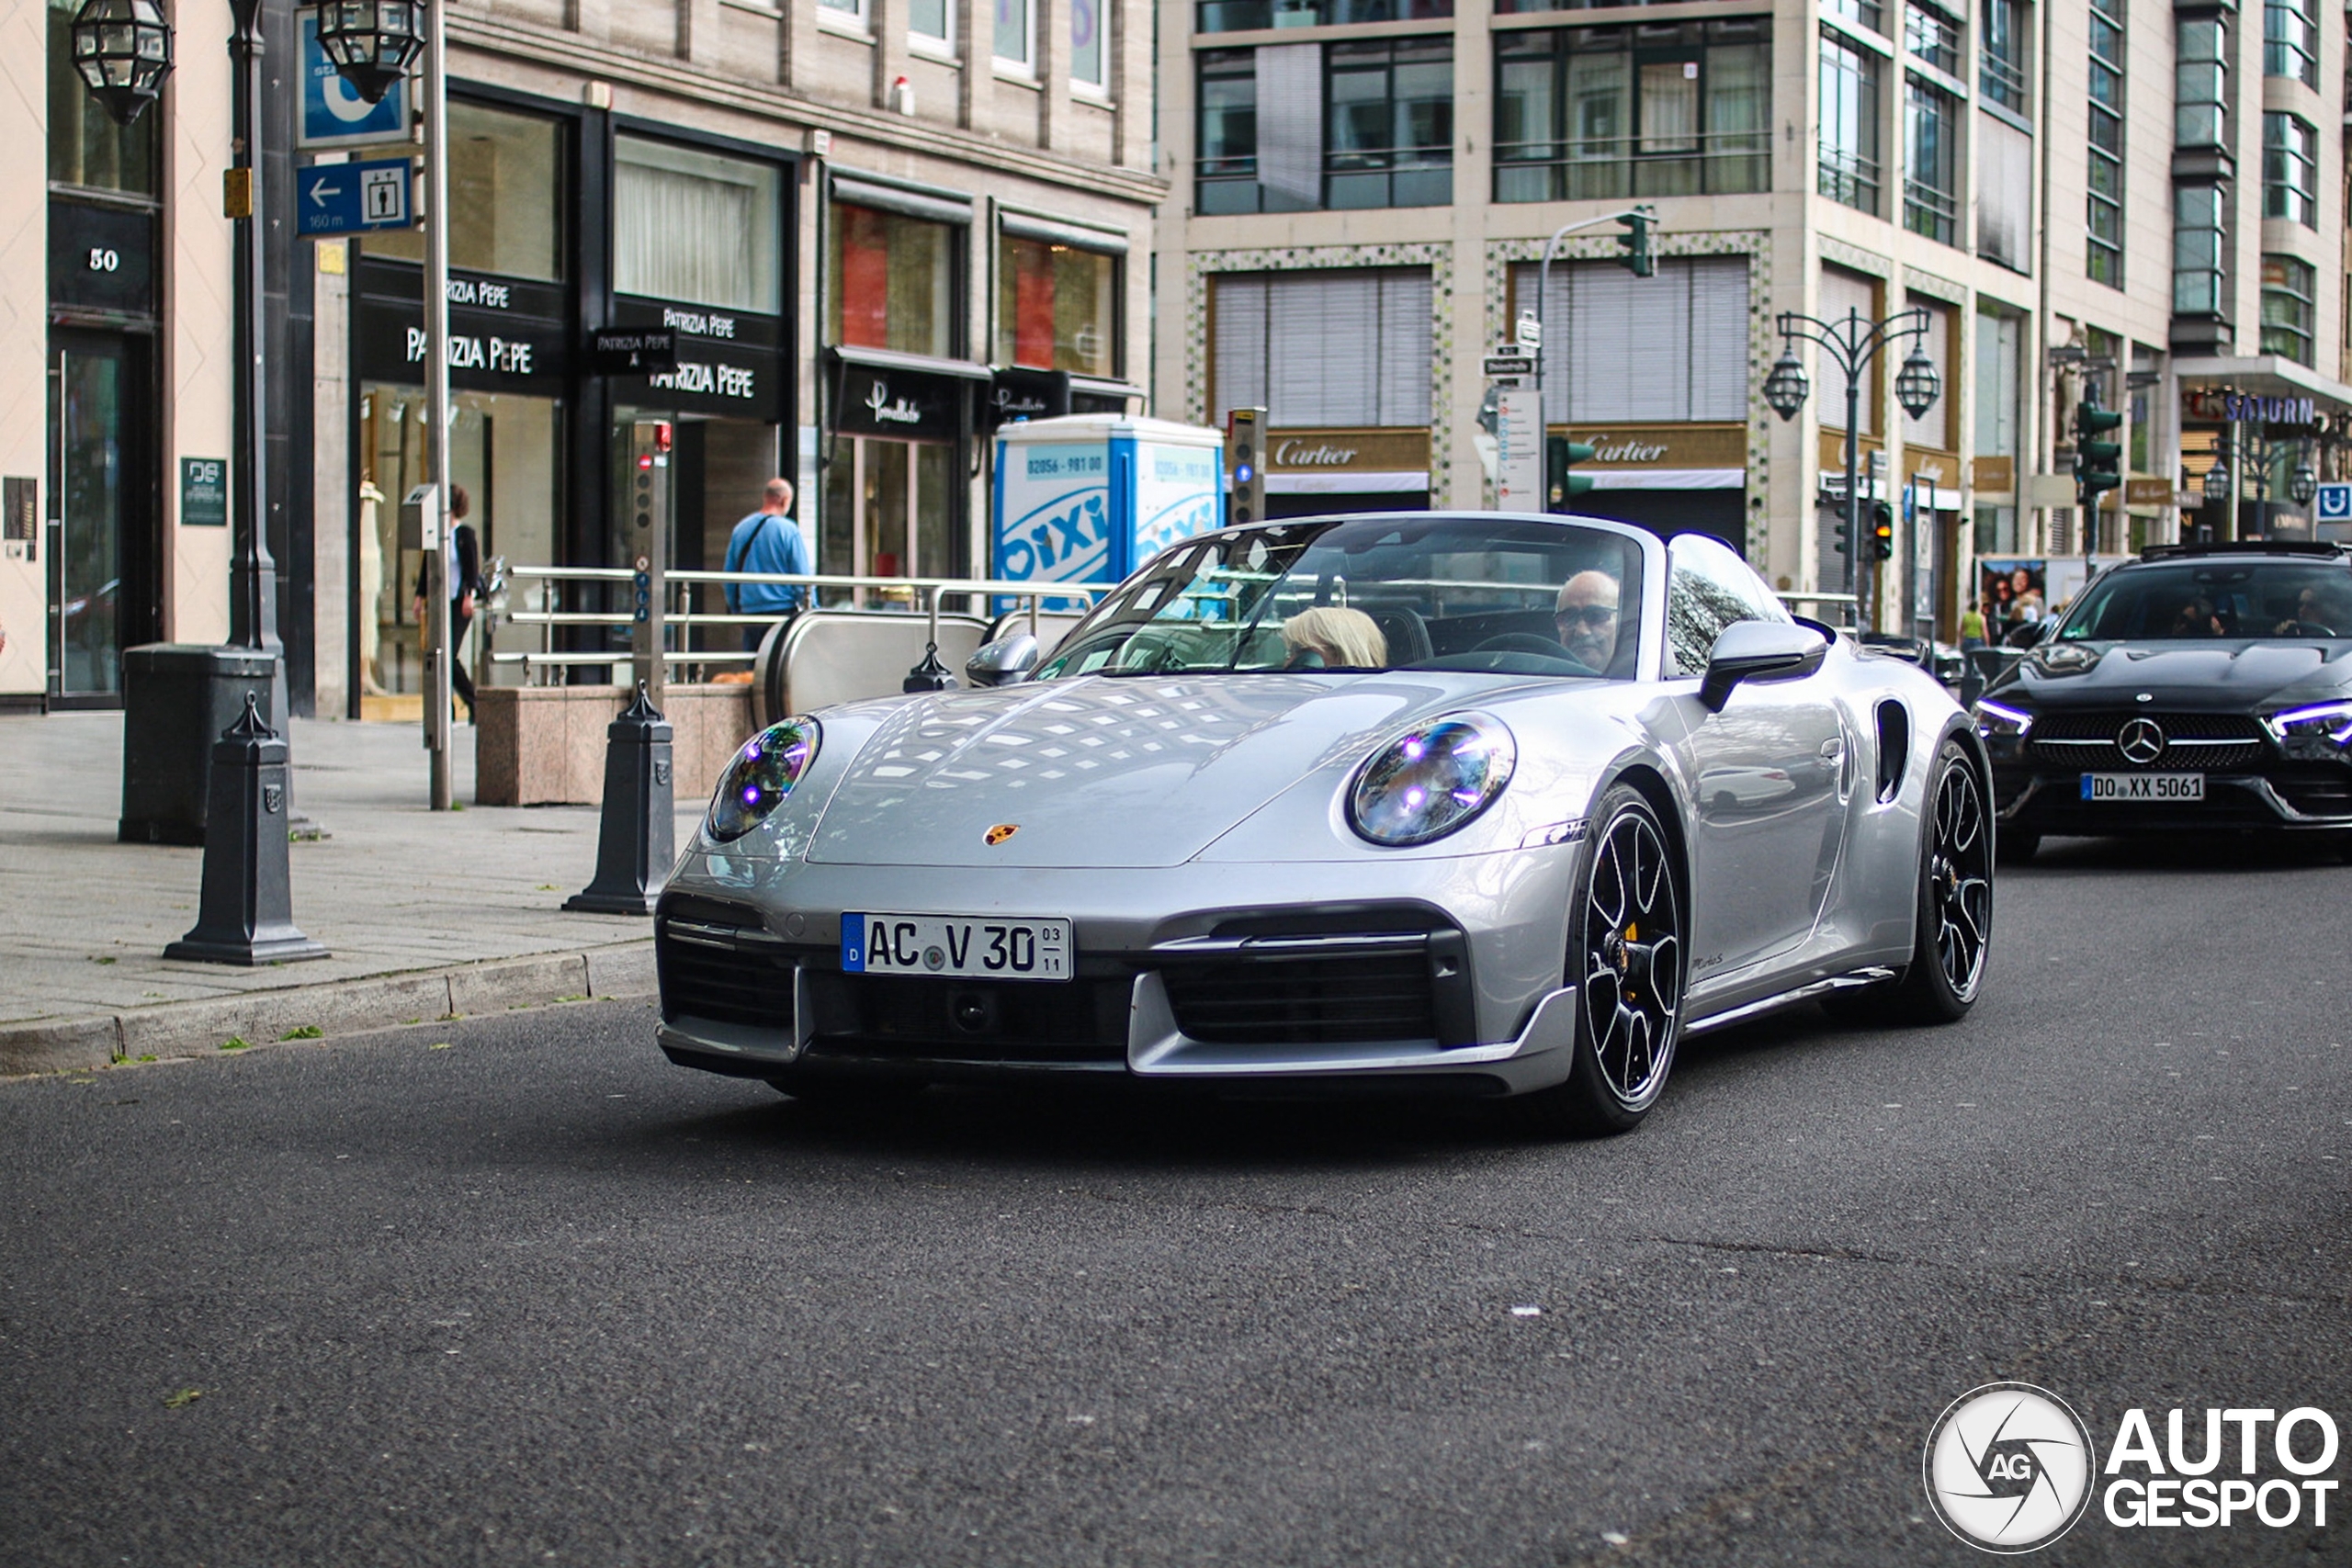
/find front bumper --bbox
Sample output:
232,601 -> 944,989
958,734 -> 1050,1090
1992,766 -> 2352,834
653,846 -> 1584,1095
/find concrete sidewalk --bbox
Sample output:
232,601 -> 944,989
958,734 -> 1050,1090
0,712 -> 703,1073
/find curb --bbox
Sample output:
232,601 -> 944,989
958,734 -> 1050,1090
0,942 -> 657,1077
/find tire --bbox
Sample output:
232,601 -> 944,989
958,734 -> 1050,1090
1511,784 -> 1687,1136
1831,737 -> 1992,1025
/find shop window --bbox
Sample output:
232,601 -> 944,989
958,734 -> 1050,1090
368,101 -> 563,282
1979,0 -> 2027,116
997,235 -> 1117,376
1071,0 -> 1105,85
997,0 -> 1031,67
831,204 -> 956,359
1510,256 -> 1749,424
1212,268 -> 1431,428
1898,300 -> 1952,450
46,0 -> 157,197
1904,74 -> 1959,246
1817,28 -> 1880,215
1973,306 -> 2022,477
1905,4 -> 1959,75
1325,38 -> 1453,209
2263,112 -> 2319,228
1495,21 -> 1770,203
615,137 -> 782,314
2261,256 -> 2316,365
2087,0 -> 2124,287
2265,0 -> 2317,87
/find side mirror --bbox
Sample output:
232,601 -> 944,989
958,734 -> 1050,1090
2003,619 -> 2051,649
966,632 -> 1041,688
1697,620 -> 1828,712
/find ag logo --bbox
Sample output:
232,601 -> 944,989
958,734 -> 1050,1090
983,823 -> 1019,846
1924,1382 -> 2096,1552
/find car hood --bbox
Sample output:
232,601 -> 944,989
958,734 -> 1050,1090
804,672 -> 1514,868
1992,639 -> 2352,711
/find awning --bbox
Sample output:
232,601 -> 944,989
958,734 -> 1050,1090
2175,355 -> 2352,412
1267,471 -> 1428,494
1589,469 -> 1746,491
829,344 -> 993,381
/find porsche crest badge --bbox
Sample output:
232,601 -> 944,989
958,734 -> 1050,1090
984,824 -> 1019,846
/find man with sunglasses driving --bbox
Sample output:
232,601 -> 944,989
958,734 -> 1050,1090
1554,570 -> 1623,672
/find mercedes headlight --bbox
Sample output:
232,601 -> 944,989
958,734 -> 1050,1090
707,718 -> 820,841
1972,698 -> 2034,739
2262,700 -> 2352,747
1348,714 -> 1516,847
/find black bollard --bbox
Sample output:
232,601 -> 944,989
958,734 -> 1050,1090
903,641 -> 955,693
564,683 -> 674,916
164,695 -> 329,965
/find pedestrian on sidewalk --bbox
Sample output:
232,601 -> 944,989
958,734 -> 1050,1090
723,478 -> 811,651
412,484 -> 482,721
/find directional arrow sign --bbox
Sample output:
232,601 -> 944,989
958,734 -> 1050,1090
296,156 -> 415,238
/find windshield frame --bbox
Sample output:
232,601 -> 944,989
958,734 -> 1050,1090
1035,512 -> 1666,683
2053,557 -> 2352,643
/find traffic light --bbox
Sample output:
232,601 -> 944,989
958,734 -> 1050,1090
1227,406 -> 1266,525
1546,434 -> 1597,506
1613,209 -> 1656,278
1832,515 -> 1851,555
1869,502 -> 1894,561
2073,396 -> 2123,506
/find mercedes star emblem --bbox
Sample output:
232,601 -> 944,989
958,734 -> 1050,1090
2117,716 -> 2166,765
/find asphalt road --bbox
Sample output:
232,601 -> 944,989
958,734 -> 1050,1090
5,836 -> 2349,1568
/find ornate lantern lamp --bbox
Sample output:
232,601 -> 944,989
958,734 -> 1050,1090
311,0 -> 427,105
1762,349 -> 1810,423
69,0 -> 174,126
1894,344 -> 1941,422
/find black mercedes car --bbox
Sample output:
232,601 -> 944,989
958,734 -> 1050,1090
1973,541 -> 2352,858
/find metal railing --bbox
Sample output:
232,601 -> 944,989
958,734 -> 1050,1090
487,567 -> 1117,680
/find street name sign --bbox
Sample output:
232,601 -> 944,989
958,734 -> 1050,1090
1483,353 -> 1537,379
296,158 -> 414,238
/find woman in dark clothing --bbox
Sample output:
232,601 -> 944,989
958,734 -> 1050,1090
413,484 -> 481,720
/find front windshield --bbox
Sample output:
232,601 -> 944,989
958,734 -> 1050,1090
2057,559 -> 2352,641
1035,516 -> 1648,681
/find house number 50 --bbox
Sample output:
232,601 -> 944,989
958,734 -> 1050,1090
87,248 -> 119,273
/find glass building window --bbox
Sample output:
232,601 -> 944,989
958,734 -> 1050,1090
996,0 -> 1031,66
2264,113 -> 2319,227
910,0 -> 949,41
615,139 -> 780,311
1200,0 -> 1452,28
2176,18 -> 2227,149
1818,28 -> 1881,215
1494,21 -> 1770,202
1325,38 -> 1453,209
368,102 -> 565,282
1823,0 -> 1883,35
2173,185 -> 2226,317
2261,256 -> 2316,364
997,235 -> 1117,375
1979,0 -> 2027,115
1905,4 -> 1960,75
1070,0 -> 1104,85
46,0 -> 158,196
819,0 -> 863,17
1196,50 -> 1266,212
830,204 -> 956,358
2264,0 -> 2317,87
1905,74 -> 1958,245
2087,0 -> 2123,288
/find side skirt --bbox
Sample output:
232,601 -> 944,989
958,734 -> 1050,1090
1681,966 -> 1897,1037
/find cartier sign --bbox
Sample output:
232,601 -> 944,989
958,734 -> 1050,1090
1263,428 -> 1430,473
1563,423 -> 1745,469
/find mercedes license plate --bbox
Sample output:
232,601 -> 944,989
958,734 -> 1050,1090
2081,773 -> 2204,802
842,913 -> 1072,981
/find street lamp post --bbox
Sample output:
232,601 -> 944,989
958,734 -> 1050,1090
312,0 -> 452,808
1762,308 -> 1938,633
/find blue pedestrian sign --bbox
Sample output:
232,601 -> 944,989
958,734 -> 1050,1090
298,15 -> 410,149
295,157 -> 414,238
2316,482 -> 2352,523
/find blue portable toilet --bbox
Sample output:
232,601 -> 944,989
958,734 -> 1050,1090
991,414 -> 1225,604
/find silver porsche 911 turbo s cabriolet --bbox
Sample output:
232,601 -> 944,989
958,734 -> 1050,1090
655,512 -> 1995,1134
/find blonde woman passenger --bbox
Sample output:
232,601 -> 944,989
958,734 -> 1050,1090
1282,606 -> 1388,670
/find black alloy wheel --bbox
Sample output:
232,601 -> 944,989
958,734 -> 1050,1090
1830,735 -> 1991,1025
1514,784 -> 1686,1135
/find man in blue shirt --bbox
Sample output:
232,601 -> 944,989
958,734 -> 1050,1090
722,479 -> 812,649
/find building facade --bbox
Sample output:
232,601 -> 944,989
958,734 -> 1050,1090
2,0 -> 1160,715
1153,0 -> 2352,637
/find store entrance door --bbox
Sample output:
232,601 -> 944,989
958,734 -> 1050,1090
821,434 -> 956,607
47,331 -> 155,704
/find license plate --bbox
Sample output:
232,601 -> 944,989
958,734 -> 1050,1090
2080,773 -> 2205,802
841,913 -> 1072,982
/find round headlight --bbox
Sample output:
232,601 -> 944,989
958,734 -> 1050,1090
1348,714 -> 1516,847
707,718 -> 820,842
